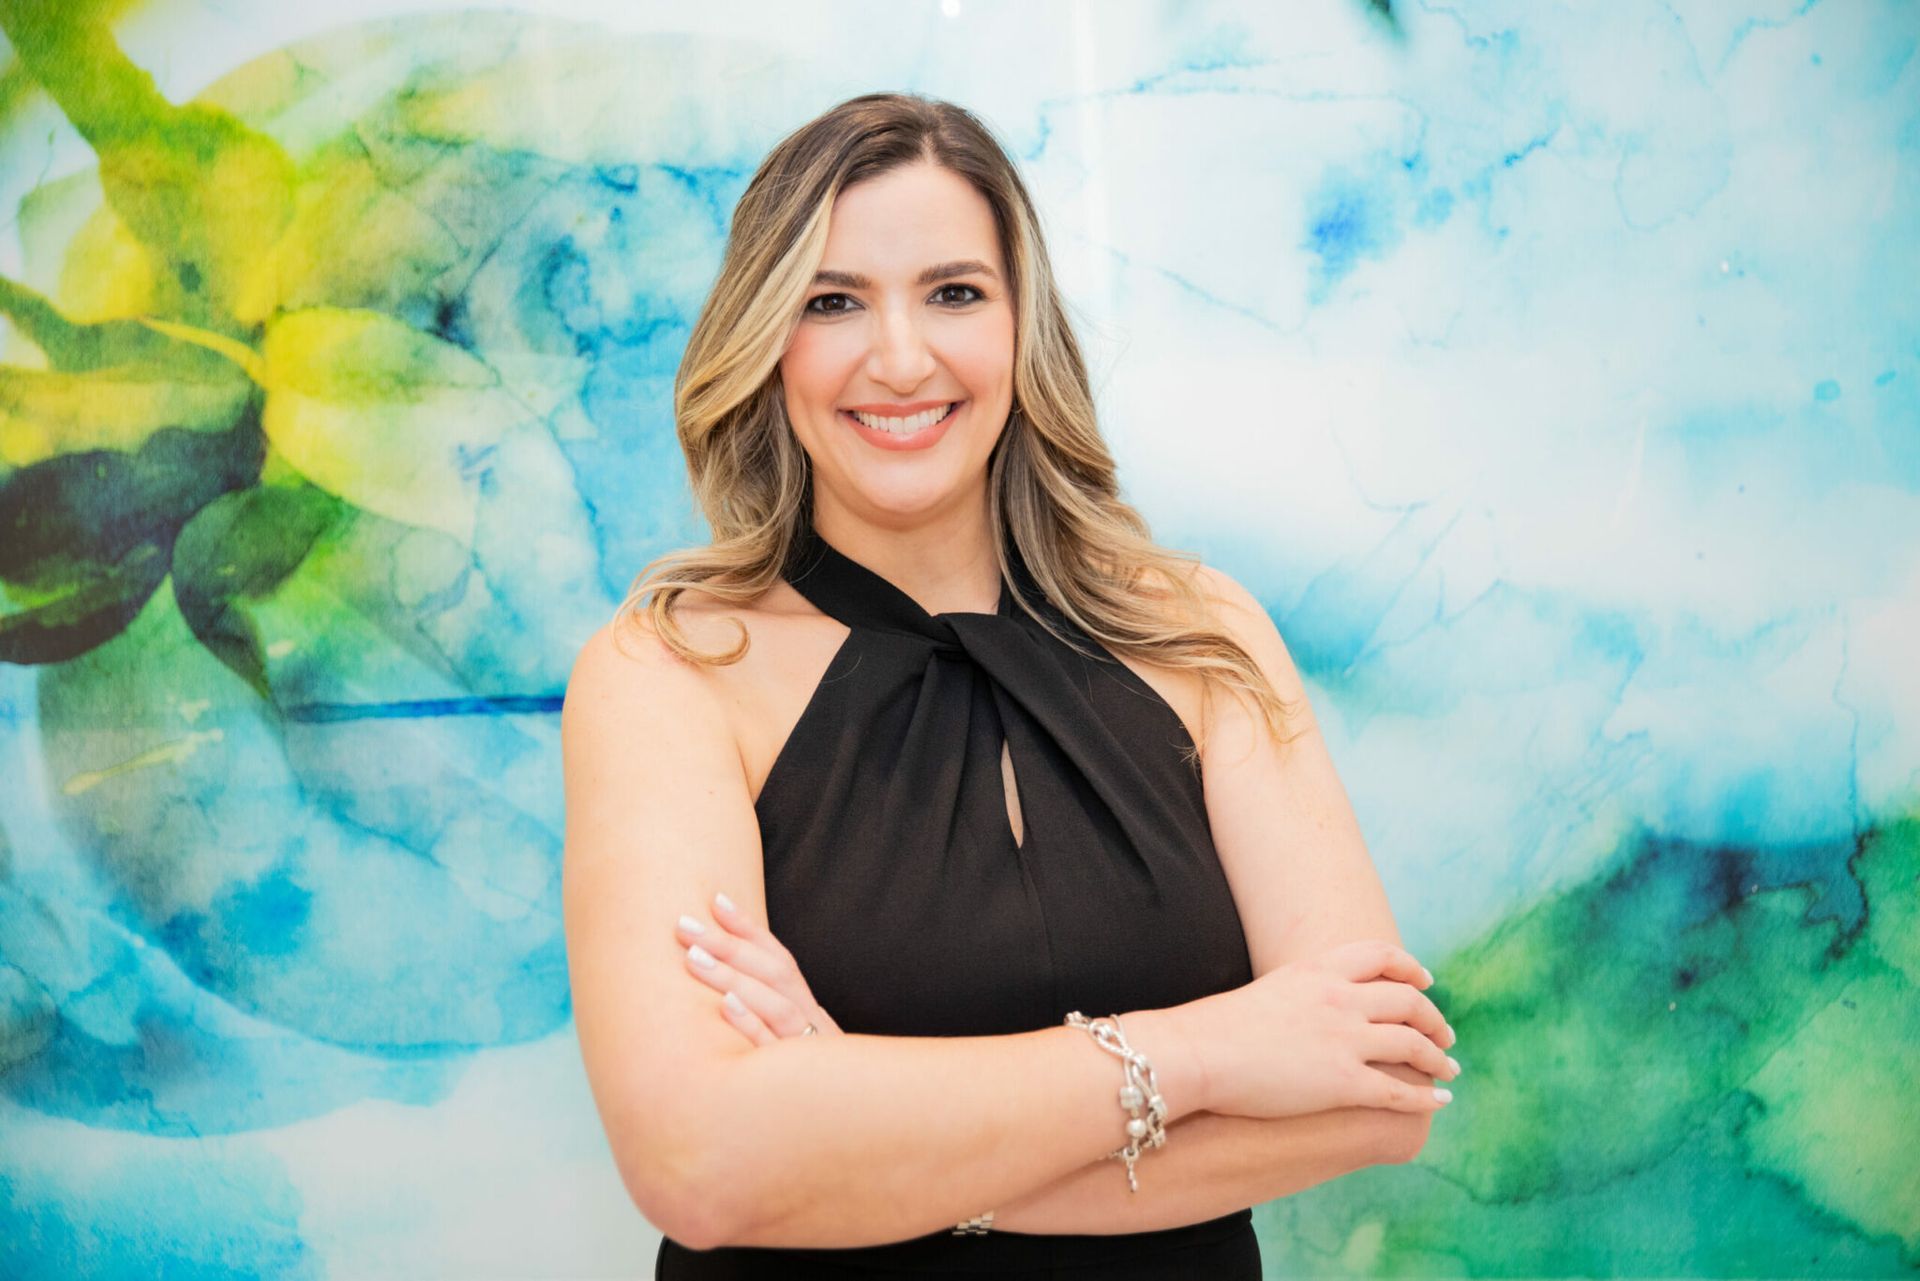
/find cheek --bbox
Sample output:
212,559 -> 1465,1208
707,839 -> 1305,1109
949,321 -> 1016,395
778,342 -> 820,399
780,329 -> 852,395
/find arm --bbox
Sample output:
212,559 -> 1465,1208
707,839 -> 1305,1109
673,858 -> 1436,1238
675,1038 -> 1418,1240
700,1005 -> 1206,1249
1190,562 -> 1442,1162
990,1098 -> 1416,1235
987,563 -> 1451,1235
562,618 -> 1211,1254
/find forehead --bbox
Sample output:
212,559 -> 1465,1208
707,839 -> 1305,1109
820,164 -> 1003,278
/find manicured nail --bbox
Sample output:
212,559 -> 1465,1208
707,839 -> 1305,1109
724,991 -> 747,1015
677,913 -> 706,935
714,891 -> 737,914
1421,967 -> 1433,985
1447,1056 -> 1461,1077
1433,1088 -> 1453,1103
687,943 -> 717,970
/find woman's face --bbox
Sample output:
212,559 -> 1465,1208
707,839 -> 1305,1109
778,161 -> 1016,527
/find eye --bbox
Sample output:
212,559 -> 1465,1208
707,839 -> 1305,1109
806,282 -> 990,314
805,292 -> 854,315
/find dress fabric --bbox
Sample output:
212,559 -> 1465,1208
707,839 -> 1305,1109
656,521 -> 1259,1279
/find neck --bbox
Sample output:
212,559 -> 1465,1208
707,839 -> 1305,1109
809,489 -> 1003,617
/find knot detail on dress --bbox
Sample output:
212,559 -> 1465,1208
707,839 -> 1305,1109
781,519 -> 1029,654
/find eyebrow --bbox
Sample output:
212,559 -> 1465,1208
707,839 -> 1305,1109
811,259 -> 1000,290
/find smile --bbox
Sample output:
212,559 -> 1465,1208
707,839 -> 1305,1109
838,401 -> 962,452
849,403 -> 956,433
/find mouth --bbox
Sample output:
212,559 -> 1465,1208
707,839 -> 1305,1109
838,401 -> 962,450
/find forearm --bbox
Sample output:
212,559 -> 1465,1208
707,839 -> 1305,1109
991,1058 -> 1432,1234
989,1106 -> 1399,1235
694,1007 -> 1203,1250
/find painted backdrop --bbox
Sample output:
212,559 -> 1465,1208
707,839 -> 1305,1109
0,0 -> 1915,1276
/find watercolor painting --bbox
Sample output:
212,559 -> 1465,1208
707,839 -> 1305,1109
0,0 -> 1914,1275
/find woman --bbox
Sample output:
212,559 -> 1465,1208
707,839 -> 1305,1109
561,92 -> 1459,1279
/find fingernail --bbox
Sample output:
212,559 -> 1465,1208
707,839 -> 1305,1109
1421,967 -> 1433,985
724,991 -> 747,1014
714,891 -> 737,914
1447,1056 -> 1461,1077
687,943 -> 717,970
1433,1088 -> 1452,1103
677,913 -> 706,935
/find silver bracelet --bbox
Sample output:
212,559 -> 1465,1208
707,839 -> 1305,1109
1064,1011 -> 1168,1193
950,1012 -> 1166,1234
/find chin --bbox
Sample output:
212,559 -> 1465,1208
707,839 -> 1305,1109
835,465 -> 988,519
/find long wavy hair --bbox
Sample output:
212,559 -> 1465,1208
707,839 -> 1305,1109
613,91 -> 1302,761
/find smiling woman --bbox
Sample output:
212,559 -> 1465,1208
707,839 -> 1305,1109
560,91 -> 1451,1280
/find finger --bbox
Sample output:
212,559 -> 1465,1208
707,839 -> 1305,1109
1363,1060 -> 1454,1113
1358,981 -> 1454,1050
680,919 -> 836,1037
710,890 -> 787,950
677,913 -> 796,995
719,989 -> 779,1047
1335,940 -> 1432,991
710,894 -> 807,973
685,944 -> 813,1035
1368,1023 -> 1459,1082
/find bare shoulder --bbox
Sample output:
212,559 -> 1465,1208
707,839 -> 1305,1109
568,582 -> 813,745
564,573 -> 851,823
562,604 -> 732,766
587,585 -> 774,676
560,599 -> 758,862
1095,560 -> 1303,751
1175,562 -> 1315,748
1185,563 -> 1308,704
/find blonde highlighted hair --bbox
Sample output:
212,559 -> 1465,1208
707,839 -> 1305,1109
613,91 -> 1302,761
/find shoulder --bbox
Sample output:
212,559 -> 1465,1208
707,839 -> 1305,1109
1187,562 -> 1262,626
572,579 -> 810,681
563,593 -> 757,745
561,616 -> 727,782
568,594 -> 727,692
1182,561 -> 1308,707
563,580 -> 829,766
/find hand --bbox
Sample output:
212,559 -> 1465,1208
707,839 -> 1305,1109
1170,939 -> 1458,1120
675,892 -> 843,1046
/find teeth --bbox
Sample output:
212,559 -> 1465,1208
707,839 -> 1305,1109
850,403 -> 954,434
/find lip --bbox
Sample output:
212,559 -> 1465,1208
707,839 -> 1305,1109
840,400 -> 962,452
842,398 -> 958,415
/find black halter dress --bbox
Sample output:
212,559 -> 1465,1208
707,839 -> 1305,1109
656,521 -> 1260,1279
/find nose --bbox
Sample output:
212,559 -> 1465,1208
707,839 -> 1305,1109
865,305 -> 938,392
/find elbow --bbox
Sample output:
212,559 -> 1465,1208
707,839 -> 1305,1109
654,1192 -> 735,1254
1365,1062 -> 1439,1164
624,1143 -> 740,1252
627,1162 -> 732,1253
612,1095 -> 745,1251
1377,1110 -> 1434,1165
